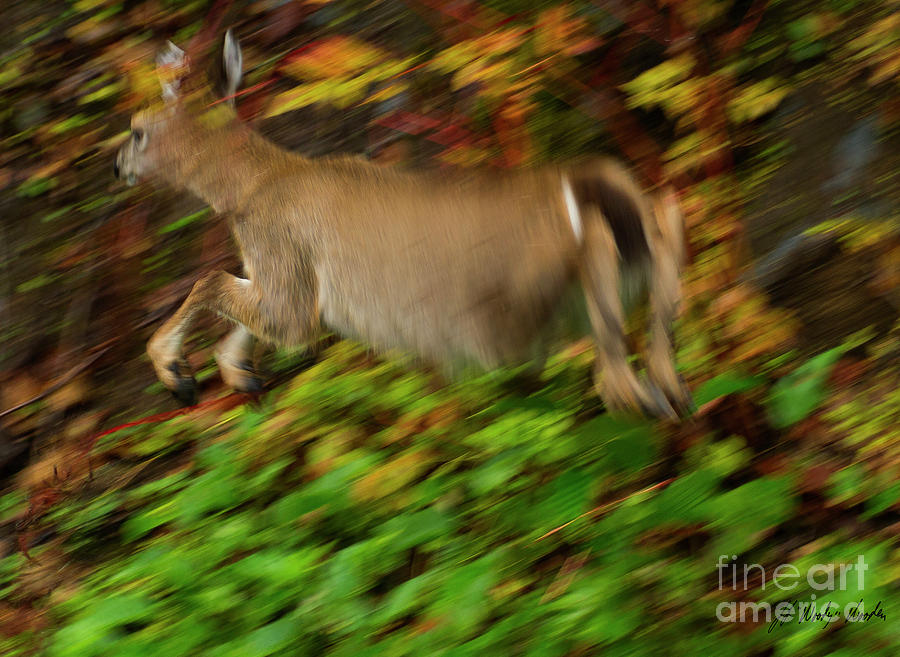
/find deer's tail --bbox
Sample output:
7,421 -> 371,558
562,159 -> 655,309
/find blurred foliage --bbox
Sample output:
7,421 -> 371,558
1,0 -> 899,655
3,339 -> 899,656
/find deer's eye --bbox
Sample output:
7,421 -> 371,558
132,128 -> 146,145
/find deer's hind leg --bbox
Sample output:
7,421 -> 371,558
147,268 -> 319,404
579,212 -> 676,419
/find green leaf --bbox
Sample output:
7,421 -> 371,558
693,372 -> 764,406
469,449 -> 527,495
373,572 -> 436,626
431,553 -> 501,638
17,176 -> 57,198
121,500 -> 179,542
531,468 -> 593,530
379,508 -> 455,550
708,476 -> 796,555
654,468 -> 721,524
224,616 -> 301,657
174,471 -> 242,525
828,464 -> 865,504
766,344 -> 852,428
49,113 -> 93,135
597,417 -> 658,472
158,208 -> 210,234
863,482 -> 900,518
685,435 -> 751,479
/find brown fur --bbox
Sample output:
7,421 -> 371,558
115,34 -> 691,417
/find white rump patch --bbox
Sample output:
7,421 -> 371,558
561,174 -> 583,244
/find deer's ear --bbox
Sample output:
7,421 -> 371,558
223,29 -> 243,104
156,40 -> 188,103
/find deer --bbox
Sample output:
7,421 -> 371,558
114,31 -> 693,419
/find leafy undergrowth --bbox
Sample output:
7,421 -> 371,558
1,338 -> 898,656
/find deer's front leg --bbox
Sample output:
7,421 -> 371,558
214,324 -> 262,394
147,271 -> 259,404
148,267 -> 319,403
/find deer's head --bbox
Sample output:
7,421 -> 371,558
114,30 -> 243,188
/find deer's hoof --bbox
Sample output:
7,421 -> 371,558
167,361 -> 198,406
657,375 -> 694,417
643,381 -> 679,421
601,380 -> 674,421
672,381 -> 695,417
235,361 -> 265,395
215,349 -> 265,395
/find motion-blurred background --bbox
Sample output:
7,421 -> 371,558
1,1 -> 898,655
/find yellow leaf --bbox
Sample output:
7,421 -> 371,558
352,450 -> 435,502
282,36 -> 388,80
364,81 -> 408,104
870,54 -> 900,85
727,79 -> 790,124
265,82 -> 329,117
126,60 -> 160,104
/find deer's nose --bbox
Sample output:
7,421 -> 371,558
113,159 -> 120,179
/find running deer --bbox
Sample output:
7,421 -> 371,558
114,31 -> 692,418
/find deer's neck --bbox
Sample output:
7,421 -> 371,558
176,119 -> 298,214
